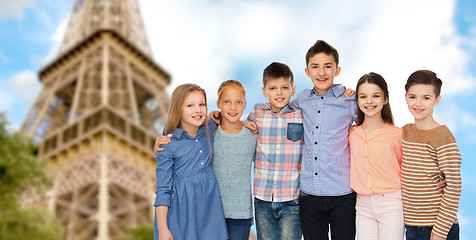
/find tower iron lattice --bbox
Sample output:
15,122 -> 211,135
22,0 -> 170,239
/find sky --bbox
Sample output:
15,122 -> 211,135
0,0 -> 475,238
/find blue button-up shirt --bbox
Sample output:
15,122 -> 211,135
291,84 -> 357,196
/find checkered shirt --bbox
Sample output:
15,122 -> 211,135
247,103 -> 303,202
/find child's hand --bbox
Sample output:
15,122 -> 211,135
154,136 -> 171,154
241,121 -> 258,134
348,124 -> 355,133
159,228 -> 174,240
430,232 -> 444,240
342,86 -> 356,97
436,174 -> 447,193
209,111 -> 221,125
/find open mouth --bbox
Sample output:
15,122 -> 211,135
275,97 -> 285,102
192,115 -> 203,120
227,113 -> 239,117
413,108 -> 424,113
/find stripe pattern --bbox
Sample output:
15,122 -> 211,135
401,124 -> 462,238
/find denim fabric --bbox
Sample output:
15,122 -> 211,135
287,123 -> 304,142
405,224 -> 459,240
226,218 -> 252,240
254,198 -> 302,240
299,191 -> 356,240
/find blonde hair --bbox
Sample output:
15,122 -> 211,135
217,80 -> 246,101
163,83 -> 208,136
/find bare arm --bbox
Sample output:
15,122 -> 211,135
156,206 -> 173,240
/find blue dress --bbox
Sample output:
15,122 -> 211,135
154,120 -> 228,240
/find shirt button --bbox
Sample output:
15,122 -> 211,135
199,150 -> 203,153
315,172 -> 318,175
314,157 -> 317,160
195,139 -> 198,142
277,131 -> 280,133
318,110 -> 321,113
277,148 -> 280,151
321,97 -> 324,99
315,126 -> 319,129
314,142 -> 318,145
365,155 -> 368,159
201,162 -> 204,165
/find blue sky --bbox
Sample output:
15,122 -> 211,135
0,0 -> 475,238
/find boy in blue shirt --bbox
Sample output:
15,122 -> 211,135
290,40 -> 357,240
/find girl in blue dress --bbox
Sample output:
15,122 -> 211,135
154,83 -> 228,240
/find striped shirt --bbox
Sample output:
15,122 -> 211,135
247,103 -> 303,202
401,124 -> 462,238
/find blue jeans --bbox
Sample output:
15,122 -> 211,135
226,218 -> 252,240
254,198 -> 302,240
405,224 -> 459,240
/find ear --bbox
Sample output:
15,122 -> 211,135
216,100 -> 221,109
435,95 -> 441,106
262,86 -> 267,98
291,85 -> 296,97
335,66 -> 341,77
304,68 -> 310,78
243,100 -> 247,109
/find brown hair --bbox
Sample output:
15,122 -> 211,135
355,72 -> 394,126
405,70 -> 442,97
163,83 -> 208,135
305,40 -> 339,67
262,62 -> 294,87
217,80 -> 246,101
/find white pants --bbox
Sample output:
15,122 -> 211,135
356,189 -> 404,240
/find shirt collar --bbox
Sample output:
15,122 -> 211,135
263,102 -> 294,113
309,84 -> 345,97
168,125 -> 206,140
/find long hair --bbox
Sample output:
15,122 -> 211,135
355,72 -> 394,126
163,83 -> 208,136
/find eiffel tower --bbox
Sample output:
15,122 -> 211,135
22,0 -> 170,239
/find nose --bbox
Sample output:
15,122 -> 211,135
318,67 -> 325,76
230,102 -> 236,110
277,88 -> 283,95
367,97 -> 372,104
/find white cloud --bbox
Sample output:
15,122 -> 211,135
33,17 -> 68,66
139,0 -> 475,129
5,70 -> 41,106
0,0 -> 37,19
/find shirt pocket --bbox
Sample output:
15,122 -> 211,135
287,123 -> 304,142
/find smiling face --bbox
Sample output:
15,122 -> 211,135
405,84 -> 441,124
180,91 -> 207,136
357,82 -> 388,120
262,76 -> 295,112
217,86 -> 246,124
305,52 -> 341,95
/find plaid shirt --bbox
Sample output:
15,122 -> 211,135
247,103 -> 303,202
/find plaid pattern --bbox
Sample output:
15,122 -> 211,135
247,103 -> 303,202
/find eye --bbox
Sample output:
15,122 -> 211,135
237,101 -> 243,104
269,87 -> 275,90
224,100 -> 229,104
359,95 -> 366,99
373,94 -> 381,98
424,97 -> 431,100
408,96 -> 415,99
311,66 -> 317,69
326,65 -> 332,69
283,86 -> 289,89
186,104 -> 193,107
199,103 -> 206,107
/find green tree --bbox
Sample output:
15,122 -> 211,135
121,223 -> 154,240
0,112 -> 63,240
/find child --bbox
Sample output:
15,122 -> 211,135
153,83 -> 228,240
246,62 -> 304,240
212,80 -> 257,240
290,40 -> 357,239
349,72 -> 404,239
402,70 -> 462,240
155,80 -> 257,240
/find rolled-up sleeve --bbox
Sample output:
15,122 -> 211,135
154,146 -> 174,207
